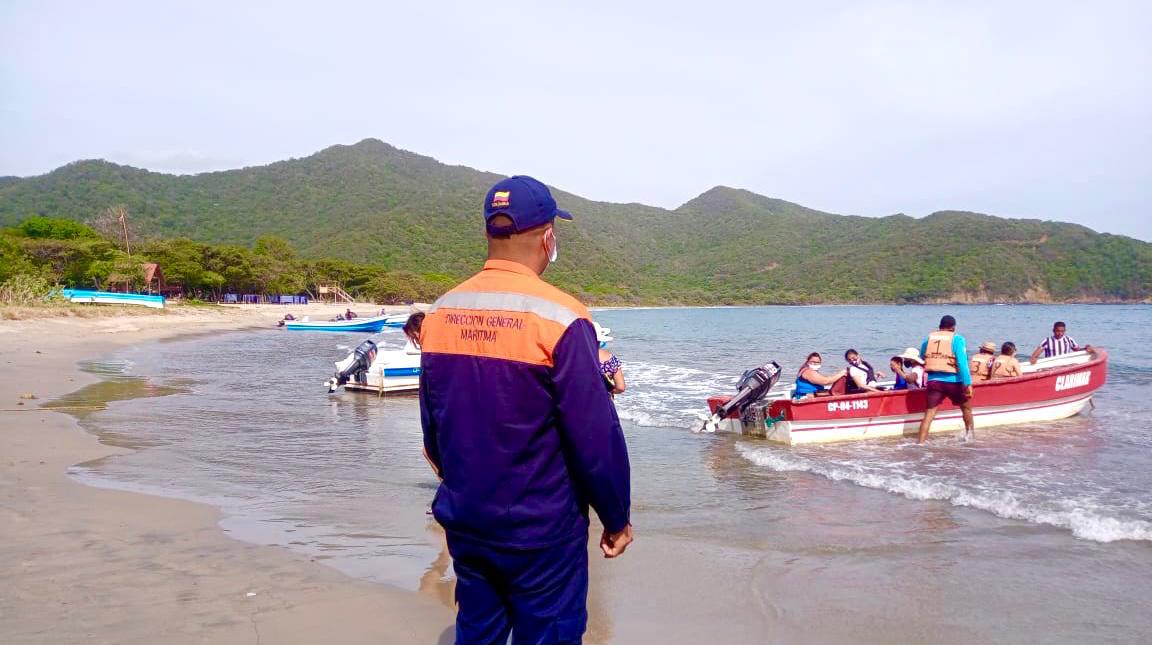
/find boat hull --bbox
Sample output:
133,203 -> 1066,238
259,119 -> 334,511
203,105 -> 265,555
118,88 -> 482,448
708,350 -> 1107,444
284,314 -> 405,332
59,289 -> 165,309
339,350 -> 421,394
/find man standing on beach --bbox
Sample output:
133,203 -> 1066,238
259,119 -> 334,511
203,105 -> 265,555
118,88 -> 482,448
419,176 -> 633,644
916,315 -> 975,443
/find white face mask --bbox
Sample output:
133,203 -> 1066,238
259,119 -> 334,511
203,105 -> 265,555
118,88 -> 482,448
544,228 -> 558,264
809,362 -> 822,371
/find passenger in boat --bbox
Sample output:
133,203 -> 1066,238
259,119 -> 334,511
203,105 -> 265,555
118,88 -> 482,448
916,315 -> 975,443
593,321 -> 626,395
970,341 -> 997,382
891,348 -> 927,390
844,349 -> 885,394
890,356 -> 909,390
991,342 -> 1023,379
1028,321 -> 1092,364
898,347 -> 926,389
345,308 -> 357,320
403,312 -> 425,353
792,352 -> 847,399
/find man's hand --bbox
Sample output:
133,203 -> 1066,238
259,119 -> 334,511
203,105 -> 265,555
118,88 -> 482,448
965,385 -> 974,399
600,524 -> 633,559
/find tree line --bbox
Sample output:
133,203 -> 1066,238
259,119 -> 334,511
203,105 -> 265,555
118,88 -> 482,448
0,216 -> 451,304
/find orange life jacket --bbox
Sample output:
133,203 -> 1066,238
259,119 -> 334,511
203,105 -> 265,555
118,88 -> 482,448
991,355 -> 1021,378
924,330 -> 958,373
970,353 -> 994,381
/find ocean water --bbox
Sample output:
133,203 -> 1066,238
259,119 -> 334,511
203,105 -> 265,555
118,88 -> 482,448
67,305 -> 1152,642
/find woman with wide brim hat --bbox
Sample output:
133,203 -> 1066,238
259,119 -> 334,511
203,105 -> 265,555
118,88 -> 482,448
890,347 -> 927,389
593,321 -> 626,395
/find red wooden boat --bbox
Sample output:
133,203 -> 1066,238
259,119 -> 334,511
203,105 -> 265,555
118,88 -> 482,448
706,350 -> 1108,444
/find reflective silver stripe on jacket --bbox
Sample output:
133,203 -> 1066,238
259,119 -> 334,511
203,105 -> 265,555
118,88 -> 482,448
429,291 -> 581,328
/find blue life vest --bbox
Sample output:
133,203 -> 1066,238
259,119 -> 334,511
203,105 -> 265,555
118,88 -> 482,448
893,372 -> 908,390
793,368 -> 822,398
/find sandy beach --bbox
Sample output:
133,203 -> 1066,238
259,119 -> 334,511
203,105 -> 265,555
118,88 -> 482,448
6,303 -> 1151,645
0,304 -> 456,645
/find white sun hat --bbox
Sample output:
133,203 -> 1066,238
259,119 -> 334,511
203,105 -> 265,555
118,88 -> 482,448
592,321 -> 614,343
898,347 -> 925,364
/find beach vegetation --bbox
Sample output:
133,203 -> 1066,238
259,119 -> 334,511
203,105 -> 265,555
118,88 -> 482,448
1,141 -> 1150,304
0,273 -> 58,306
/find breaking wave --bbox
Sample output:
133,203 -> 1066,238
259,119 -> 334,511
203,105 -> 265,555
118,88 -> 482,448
736,444 -> 1152,543
614,361 -> 734,428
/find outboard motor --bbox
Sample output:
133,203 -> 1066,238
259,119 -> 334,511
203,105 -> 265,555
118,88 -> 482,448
701,361 -> 782,432
325,339 -> 378,393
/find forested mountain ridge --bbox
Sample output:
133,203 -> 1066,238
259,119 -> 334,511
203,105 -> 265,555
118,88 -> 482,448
1,138 -> 1149,304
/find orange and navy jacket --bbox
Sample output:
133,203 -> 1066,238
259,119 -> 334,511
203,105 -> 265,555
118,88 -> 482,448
419,259 -> 631,548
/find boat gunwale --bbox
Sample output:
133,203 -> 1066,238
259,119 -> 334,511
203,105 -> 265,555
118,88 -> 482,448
787,348 -> 1107,409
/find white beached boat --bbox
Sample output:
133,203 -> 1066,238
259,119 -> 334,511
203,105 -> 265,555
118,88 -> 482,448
705,350 -> 1107,444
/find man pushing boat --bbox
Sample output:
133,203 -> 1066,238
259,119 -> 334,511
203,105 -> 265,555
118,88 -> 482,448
916,314 -> 975,443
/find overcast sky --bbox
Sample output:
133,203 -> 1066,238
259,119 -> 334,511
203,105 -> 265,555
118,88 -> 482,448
2,0 -> 1149,240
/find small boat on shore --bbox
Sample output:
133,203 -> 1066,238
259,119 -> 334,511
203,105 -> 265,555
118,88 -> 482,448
705,350 -> 1108,444
58,289 -> 165,309
325,339 -> 421,394
282,313 -> 407,332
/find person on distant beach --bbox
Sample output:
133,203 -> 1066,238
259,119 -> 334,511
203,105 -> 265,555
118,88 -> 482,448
792,352 -> 847,399
1029,321 -> 1092,364
844,349 -> 885,393
917,315 -> 975,443
403,312 -> 424,353
419,175 -> 632,645
970,341 -> 997,382
991,342 -> 1023,379
594,321 -> 626,395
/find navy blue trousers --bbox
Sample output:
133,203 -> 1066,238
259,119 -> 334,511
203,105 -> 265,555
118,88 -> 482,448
448,532 -> 589,645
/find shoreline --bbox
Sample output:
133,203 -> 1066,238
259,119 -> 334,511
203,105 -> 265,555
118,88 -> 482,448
0,305 -> 454,644
591,301 -> 1152,311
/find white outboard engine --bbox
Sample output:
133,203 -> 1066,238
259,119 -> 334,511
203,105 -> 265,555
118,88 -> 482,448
325,339 -> 378,393
701,361 -> 782,432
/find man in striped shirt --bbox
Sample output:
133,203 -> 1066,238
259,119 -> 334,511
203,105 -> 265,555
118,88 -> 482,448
1029,321 -> 1092,364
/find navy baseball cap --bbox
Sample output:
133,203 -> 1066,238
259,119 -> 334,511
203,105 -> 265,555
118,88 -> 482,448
484,175 -> 572,235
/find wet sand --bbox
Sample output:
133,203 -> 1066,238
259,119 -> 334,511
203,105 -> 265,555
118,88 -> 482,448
0,305 -> 455,644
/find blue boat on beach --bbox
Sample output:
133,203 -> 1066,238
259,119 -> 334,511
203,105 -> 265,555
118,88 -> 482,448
58,289 -> 166,309
281,313 -> 407,332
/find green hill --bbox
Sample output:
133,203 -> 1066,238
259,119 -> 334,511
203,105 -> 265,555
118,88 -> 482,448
1,138 -> 1149,304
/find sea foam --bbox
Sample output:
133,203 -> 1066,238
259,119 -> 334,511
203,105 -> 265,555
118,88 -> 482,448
736,444 -> 1152,543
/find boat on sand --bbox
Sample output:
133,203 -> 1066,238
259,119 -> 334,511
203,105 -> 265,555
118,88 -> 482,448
58,289 -> 165,309
705,350 -> 1108,444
